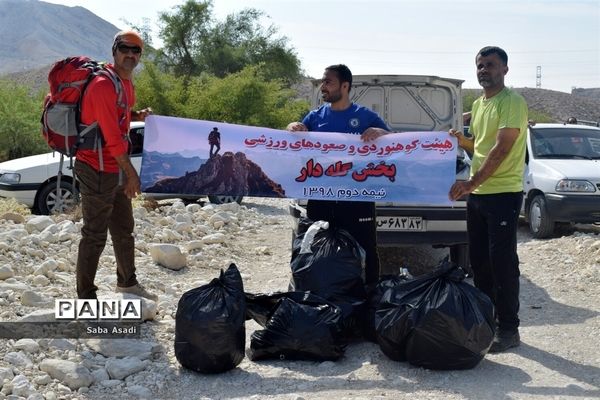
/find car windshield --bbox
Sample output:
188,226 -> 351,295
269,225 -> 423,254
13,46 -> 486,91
531,127 -> 600,160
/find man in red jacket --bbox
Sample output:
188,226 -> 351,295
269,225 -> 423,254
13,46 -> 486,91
75,30 -> 156,301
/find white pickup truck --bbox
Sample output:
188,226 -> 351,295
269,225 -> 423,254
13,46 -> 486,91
289,75 -> 471,264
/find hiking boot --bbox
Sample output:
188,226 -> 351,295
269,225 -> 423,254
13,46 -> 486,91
489,330 -> 520,353
116,283 -> 158,302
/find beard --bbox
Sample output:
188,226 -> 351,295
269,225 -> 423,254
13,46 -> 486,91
322,90 -> 342,103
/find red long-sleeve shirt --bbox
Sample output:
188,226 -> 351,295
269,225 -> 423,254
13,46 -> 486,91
77,64 -> 135,173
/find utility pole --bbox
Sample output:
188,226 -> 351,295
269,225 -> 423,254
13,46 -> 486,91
536,66 -> 542,88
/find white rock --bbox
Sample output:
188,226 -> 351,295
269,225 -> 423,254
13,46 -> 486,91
33,259 -> 59,276
148,244 -> 186,270
0,228 -> 29,241
20,290 -> 51,307
28,391 -> 46,400
18,309 -> 55,322
47,339 -> 77,351
202,233 -> 226,244
91,368 -> 110,383
174,222 -> 193,233
185,203 -> 201,213
0,281 -> 30,292
11,374 -> 34,397
127,384 -> 153,399
33,373 -> 52,385
0,265 -> 14,280
175,213 -> 192,223
0,366 -> 14,382
255,246 -> 271,255
4,351 -> 32,367
217,202 -> 240,212
13,339 -> 40,353
44,391 -> 58,400
184,240 -> 204,251
100,379 -> 123,388
39,359 -> 93,390
25,216 -> 54,233
84,339 -> 162,360
32,275 -> 50,287
105,357 -> 147,380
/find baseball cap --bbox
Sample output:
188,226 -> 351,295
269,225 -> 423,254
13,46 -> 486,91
113,30 -> 144,50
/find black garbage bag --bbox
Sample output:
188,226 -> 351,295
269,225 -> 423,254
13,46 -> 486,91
248,292 -> 347,361
289,220 -> 367,337
174,263 -> 246,373
364,269 -> 412,343
376,259 -> 495,370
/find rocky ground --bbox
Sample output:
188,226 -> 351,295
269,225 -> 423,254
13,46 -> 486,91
0,197 -> 598,400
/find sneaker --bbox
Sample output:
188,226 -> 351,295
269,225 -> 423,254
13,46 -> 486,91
116,283 -> 158,301
489,330 -> 520,353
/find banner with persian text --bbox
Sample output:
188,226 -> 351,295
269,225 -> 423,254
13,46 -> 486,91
140,115 -> 457,205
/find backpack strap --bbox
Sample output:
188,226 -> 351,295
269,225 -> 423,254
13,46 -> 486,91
78,66 -> 127,172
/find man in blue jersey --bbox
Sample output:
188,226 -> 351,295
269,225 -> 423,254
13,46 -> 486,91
287,64 -> 390,287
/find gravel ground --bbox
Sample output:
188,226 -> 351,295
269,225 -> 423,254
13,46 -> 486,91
0,197 -> 598,400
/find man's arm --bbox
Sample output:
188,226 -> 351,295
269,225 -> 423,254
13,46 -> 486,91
449,127 -> 520,200
114,153 -> 141,199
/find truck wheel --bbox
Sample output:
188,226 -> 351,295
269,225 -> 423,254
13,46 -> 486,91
36,181 -> 78,215
450,244 -> 472,276
529,195 -> 555,238
208,195 -> 243,205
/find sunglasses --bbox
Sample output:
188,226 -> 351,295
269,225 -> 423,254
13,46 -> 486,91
117,44 -> 142,54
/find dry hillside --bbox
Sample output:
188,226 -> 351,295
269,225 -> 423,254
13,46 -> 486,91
464,87 -> 600,123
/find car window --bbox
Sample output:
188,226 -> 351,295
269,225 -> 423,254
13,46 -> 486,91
531,128 -> 600,159
129,127 -> 144,156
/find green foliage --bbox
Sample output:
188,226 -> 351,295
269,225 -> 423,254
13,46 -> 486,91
527,109 -> 554,123
157,0 -> 301,84
462,91 -> 479,112
157,0 -> 211,77
134,61 -> 188,116
0,80 -> 47,161
182,65 -> 308,129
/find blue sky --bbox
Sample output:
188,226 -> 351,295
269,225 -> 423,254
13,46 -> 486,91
45,0 -> 599,93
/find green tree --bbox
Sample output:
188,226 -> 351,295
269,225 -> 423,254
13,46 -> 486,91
156,0 -> 211,77
134,61 -> 188,116
157,0 -> 301,84
183,65 -> 308,129
0,81 -> 47,161
462,91 -> 479,113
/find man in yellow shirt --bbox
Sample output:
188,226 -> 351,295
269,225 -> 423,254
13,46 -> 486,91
449,46 -> 528,353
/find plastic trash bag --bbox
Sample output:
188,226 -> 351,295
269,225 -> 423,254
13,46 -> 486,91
289,220 -> 367,338
175,263 -> 246,373
290,220 -> 366,302
376,259 -> 495,370
247,291 -> 347,361
364,268 -> 412,343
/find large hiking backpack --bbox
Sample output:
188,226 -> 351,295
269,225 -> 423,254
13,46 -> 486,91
41,56 -> 125,157
40,56 -> 126,212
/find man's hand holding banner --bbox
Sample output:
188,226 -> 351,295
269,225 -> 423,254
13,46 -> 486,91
140,115 -> 457,205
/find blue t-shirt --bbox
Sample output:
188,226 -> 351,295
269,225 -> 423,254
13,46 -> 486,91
302,103 -> 389,134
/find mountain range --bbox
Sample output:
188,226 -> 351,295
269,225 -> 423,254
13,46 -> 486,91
0,0 -> 118,74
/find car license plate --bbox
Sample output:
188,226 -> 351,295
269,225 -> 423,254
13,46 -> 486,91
376,216 -> 424,231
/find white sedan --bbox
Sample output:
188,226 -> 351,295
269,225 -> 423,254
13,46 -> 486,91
0,122 -> 242,214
